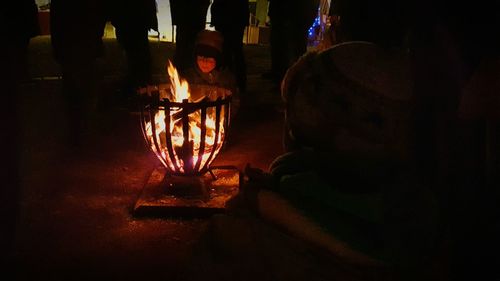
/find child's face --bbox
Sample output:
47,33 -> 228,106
197,56 -> 216,73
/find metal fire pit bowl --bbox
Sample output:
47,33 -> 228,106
138,83 -> 232,176
134,83 -> 239,218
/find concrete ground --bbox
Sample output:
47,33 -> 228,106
10,36 -> 285,280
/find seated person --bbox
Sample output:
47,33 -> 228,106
183,42 -> 441,281
257,42 -> 439,273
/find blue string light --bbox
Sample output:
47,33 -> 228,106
308,8 -> 321,40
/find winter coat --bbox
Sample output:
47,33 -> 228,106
183,66 -> 238,97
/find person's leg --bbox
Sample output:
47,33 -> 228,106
115,25 -> 152,90
218,26 -> 247,93
216,26 -> 234,70
231,27 -> 247,93
295,22 -> 311,58
61,57 -> 99,145
173,24 -> 190,72
1,40 -> 23,270
173,1 -> 209,73
174,23 -> 206,73
265,20 -> 288,83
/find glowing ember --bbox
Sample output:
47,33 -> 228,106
143,61 -> 229,174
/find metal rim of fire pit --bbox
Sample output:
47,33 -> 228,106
138,84 -> 231,177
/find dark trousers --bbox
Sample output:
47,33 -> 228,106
174,23 -> 206,73
115,24 -> 152,92
60,57 -> 100,144
215,25 -> 247,92
270,20 -> 310,81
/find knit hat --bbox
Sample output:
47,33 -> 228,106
194,30 -> 224,59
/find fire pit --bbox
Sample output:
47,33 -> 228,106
133,62 -> 240,217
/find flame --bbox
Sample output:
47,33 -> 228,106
167,61 -> 189,101
144,60 -> 226,173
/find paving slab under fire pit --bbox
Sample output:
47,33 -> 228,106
133,166 -> 241,218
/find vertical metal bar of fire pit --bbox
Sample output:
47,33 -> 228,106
194,105 -> 207,172
181,99 -> 194,174
163,99 -> 180,173
139,105 -> 149,147
138,87 -> 150,146
224,97 -> 231,134
201,98 -> 223,172
149,93 -> 166,168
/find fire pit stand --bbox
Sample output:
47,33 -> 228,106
133,165 -> 241,218
133,83 -> 240,218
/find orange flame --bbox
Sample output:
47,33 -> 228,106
167,61 -> 189,101
144,60 -> 226,173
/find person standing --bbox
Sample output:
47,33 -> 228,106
50,0 -> 107,145
210,0 -> 249,94
3,0 -> 39,81
169,0 -> 211,74
1,0 -> 39,272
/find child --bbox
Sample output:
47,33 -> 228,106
183,29 -> 240,115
